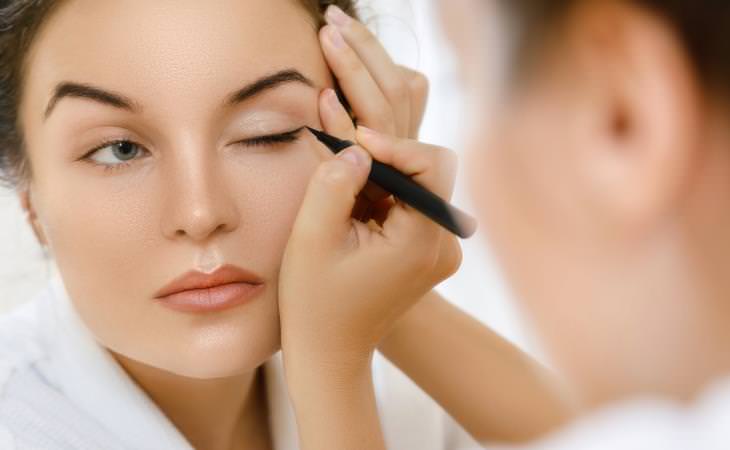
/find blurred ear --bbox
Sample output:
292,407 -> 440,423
568,1 -> 703,233
17,187 -> 48,247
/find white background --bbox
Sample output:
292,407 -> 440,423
0,0 -> 537,355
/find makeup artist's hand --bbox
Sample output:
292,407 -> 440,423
280,4 -> 462,365
280,124 -> 461,358
278,125 -> 462,448
277,7 -> 462,449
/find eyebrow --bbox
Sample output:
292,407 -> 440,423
43,68 -> 315,121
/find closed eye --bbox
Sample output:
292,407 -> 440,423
235,126 -> 305,147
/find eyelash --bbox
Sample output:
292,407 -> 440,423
81,127 -> 305,174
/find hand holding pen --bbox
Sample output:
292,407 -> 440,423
279,100 -> 464,450
307,126 -> 478,239
278,5 -> 468,450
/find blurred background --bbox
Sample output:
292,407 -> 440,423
0,0 -> 539,358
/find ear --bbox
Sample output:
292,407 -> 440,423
568,1 -> 703,233
17,187 -> 48,247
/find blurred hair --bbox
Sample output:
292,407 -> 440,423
0,0 -> 360,190
502,1 -> 730,99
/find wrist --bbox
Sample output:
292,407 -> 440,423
282,335 -> 373,383
282,345 -> 374,411
283,351 -> 385,450
379,289 -> 441,353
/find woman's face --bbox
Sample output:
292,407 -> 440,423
19,0 -> 335,378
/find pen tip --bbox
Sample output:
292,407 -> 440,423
305,126 -> 354,152
305,126 -> 322,137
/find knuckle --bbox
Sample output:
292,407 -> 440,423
439,147 -> 459,175
403,239 -> 440,276
383,77 -> 409,103
404,254 -> 433,280
408,70 -> 430,97
440,146 -> 459,164
439,237 -> 463,279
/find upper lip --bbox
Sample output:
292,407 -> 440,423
154,264 -> 264,299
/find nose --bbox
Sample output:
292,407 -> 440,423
160,145 -> 240,243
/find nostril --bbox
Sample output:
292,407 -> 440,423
174,220 -> 233,241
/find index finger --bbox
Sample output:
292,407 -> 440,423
324,5 -> 412,138
355,127 -> 459,202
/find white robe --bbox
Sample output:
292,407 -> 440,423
487,377 -> 730,450
0,267 -> 479,450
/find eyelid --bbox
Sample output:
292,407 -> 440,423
80,134 -> 143,159
234,126 -> 305,146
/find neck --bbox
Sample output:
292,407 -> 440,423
110,351 -> 271,450
570,221 -> 730,408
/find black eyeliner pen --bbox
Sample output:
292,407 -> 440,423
306,127 -> 478,239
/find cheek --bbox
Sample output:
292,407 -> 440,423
30,144 -> 323,376
32,177 -> 142,284
229,147 -> 322,272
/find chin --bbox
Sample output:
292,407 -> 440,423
106,327 -> 281,380
162,355 -> 274,379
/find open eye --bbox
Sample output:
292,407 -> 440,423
82,139 -> 149,172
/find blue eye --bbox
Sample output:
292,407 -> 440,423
82,139 -> 149,172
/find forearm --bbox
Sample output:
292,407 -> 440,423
283,348 -> 386,450
379,290 -> 577,444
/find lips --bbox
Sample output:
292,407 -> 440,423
153,264 -> 265,313
154,264 -> 264,299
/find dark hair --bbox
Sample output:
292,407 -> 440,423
503,1 -> 730,99
0,0 -> 360,189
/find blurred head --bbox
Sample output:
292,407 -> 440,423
440,0 -> 730,406
0,0 -> 358,379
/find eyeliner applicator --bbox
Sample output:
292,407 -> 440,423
306,127 -> 478,239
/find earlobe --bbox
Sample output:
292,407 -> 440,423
17,188 -> 48,247
572,1 -> 703,233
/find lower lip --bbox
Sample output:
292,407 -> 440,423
155,282 -> 265,313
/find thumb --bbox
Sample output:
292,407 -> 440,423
291,146 -> 372,250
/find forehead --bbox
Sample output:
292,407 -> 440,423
23,0 -> 327,115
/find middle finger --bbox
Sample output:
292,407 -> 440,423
323,5 -> 412,138
320,24 -> 398,136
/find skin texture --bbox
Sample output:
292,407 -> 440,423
17,1 -> 337,448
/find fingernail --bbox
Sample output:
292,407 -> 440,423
326,88 -> 341,110
339,147 -> 365,166
326,4 -> 351,27
327,25 -> 346,49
